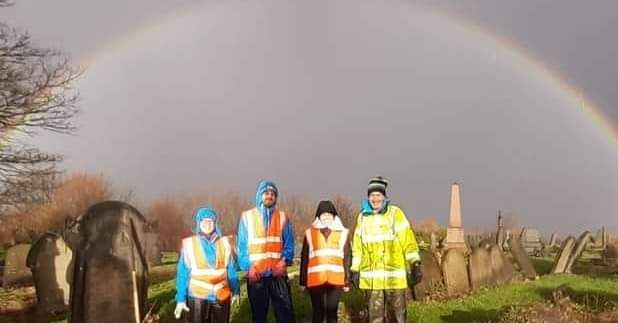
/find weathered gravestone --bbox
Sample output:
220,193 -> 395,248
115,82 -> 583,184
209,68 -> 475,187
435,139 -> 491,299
564,231 -> 592,273
548,233 -> 558,249
489,244 -> 515,284
26,233 -> 73,314
520,228 -> 544,255
69,201 -> 149,323
478,237 -> 495,249
468,247 -> 493,290
144,232 -> 161,267
430,232 -> 438,252
588,227 -> 607,251
551,236 -> 575,274
413,250 -> 444,300
603,243 -> 618,266
508,236 -> 538,279
496,212 -> 505,251
2,244 -> 33,287
441,249 -> 469,296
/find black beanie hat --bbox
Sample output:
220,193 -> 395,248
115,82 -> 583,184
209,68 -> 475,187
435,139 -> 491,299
315,200 -> 338,218
368,176 -> 388,196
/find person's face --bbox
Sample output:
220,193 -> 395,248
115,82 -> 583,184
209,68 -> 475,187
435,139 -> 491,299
262,190 -> 277,208
320,213 -> 334,226
369,192 -> 385,210
199,219 -> 215,235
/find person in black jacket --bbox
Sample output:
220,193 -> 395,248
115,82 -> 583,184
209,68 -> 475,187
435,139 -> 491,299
299,200 -> 351,323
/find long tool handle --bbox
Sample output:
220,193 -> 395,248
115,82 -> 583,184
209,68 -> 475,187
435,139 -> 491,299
132,271 -> 140,323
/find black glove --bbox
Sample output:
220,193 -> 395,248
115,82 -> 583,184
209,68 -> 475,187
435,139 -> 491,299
408,261 -> 422,288
350,271 -> 360,289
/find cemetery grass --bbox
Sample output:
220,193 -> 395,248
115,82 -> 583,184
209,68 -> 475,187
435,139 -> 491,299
147,258 -> 617,323
1,258 -> 617,322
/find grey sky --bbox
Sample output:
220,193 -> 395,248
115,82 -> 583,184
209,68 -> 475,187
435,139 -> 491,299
1,0 -> 616,235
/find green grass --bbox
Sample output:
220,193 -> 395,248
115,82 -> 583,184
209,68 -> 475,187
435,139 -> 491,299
2,256 -> 617,323
407,274 -> 618,322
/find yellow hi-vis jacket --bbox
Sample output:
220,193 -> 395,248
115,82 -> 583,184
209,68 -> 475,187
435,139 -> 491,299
351,204 -> 420,290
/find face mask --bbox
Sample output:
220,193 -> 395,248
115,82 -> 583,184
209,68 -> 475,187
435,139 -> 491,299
200,219 -> 215,235
320,213 -> 334,227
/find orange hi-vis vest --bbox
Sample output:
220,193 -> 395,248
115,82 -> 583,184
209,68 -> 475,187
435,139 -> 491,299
182,235 -> 231,302
305,227 -> 349,287
243,207 -> 287,274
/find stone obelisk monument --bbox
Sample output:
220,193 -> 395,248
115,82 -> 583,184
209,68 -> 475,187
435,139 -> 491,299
445,182 -> 466,249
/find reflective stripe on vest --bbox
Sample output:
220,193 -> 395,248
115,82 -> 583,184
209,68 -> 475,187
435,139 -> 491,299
356,206 -> 410,289
305,227 -> 348,287
182,235 -> 231,301
244,208 -> 286,273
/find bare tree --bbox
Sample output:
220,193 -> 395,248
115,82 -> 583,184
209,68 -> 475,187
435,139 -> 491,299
0,6 -> 81,210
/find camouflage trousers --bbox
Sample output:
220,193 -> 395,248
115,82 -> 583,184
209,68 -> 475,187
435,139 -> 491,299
365,289 -> 407,323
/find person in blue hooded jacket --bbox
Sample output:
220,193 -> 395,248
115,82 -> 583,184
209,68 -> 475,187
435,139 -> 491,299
174,208 -> 240,322
236,180 -> 295,323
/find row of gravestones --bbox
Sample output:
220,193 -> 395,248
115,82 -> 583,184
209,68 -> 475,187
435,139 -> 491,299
518,227 -> 607,256
1,201 -> 161,322
413,239 -> 538,300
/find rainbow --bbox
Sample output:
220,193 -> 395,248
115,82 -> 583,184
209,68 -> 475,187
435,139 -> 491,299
6,1 -> 616,148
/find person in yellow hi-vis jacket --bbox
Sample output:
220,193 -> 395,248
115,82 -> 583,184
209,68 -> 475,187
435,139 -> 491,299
350,176 -> 422,323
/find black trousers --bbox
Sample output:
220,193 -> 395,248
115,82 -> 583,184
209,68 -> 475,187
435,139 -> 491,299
247,276 -> 296,323
308,285 -> 343,323
185,297 -> 230,323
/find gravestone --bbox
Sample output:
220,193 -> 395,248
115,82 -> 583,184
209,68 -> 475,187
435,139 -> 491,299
548,233 -> 558,249
520,228 -> 544,255
564,231 -> 592,273
2,244 -> 33,287
551,236 -> 575,274
496,212 -> 505,251
69,201 -> 149,323
489,244 -> 515,284
508,236 -> 538,279
430,232 -> 438,252
468,247 -> 493,290
588,227 -> 607,251
26,233 -> 73,314
441,249 -> 469,296
144,232 -> 161,266
413,250 -> 444,300
603,243 -> 617,266
478,237 -> 495,249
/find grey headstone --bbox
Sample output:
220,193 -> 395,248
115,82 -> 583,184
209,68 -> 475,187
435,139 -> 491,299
551,236 -> 575,274
496,213 -> 505,251
2,244 -> 33,287
26,233 -> 73,314
507,236 -> 538,279
589,227 -> 607,250
489,244 -> 515,284
564,231 -> 592,273
144,232 -> 161,266
548,233 -> 558,249
468,247 -> 493,290
413,250 -> 444,300
520,228 -> 544,255
603,243 -> 617,266
478,237 -> 494,249
430,232 -> 438,252
441,249 -> 469,296
69,201 -> 149,323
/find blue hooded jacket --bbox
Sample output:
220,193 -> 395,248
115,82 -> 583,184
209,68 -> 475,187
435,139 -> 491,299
236,180 -> 295,273
175,208 -> 240,303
